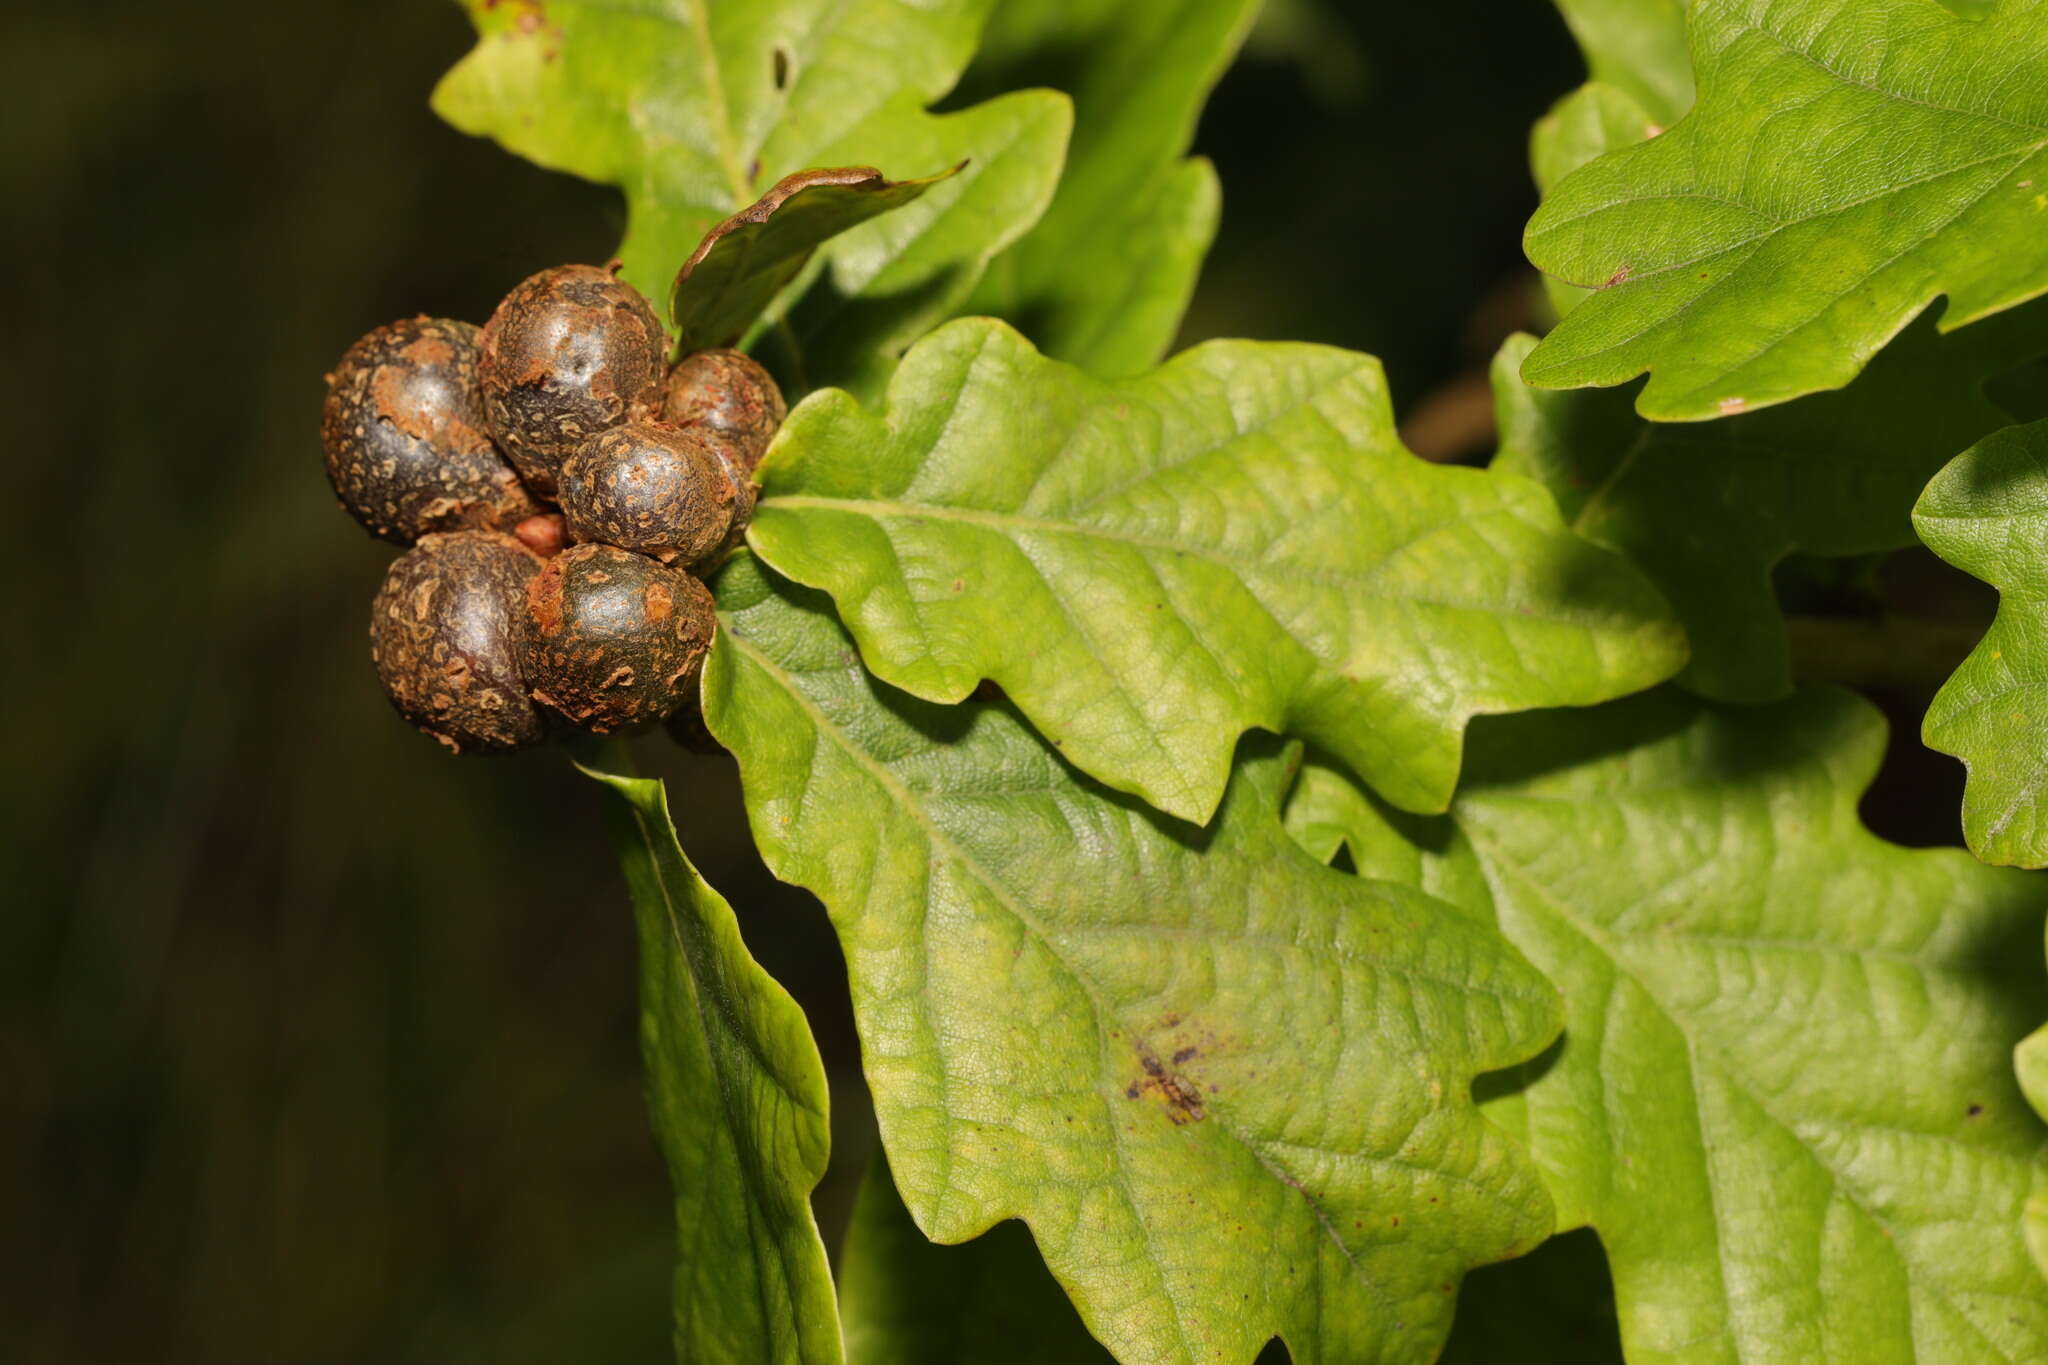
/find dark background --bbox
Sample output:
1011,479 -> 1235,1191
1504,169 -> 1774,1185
7,1 -> 1934,1359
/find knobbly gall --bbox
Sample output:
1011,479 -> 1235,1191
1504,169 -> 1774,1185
370,530 -> 546,753
557,421 -> 745,567
524,543 -> 717,734
478,265 -> 667,496
322,317 -> 540,544
660,349 -> 786,473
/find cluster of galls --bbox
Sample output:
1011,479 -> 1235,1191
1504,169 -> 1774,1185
322,264 -> 785,753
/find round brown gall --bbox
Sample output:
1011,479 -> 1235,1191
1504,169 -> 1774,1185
369,530 -> 547,753
478,265 -> 667,496
660,348 -> 787,474
523,543 -> 717,734
557,421 -> 746,568
322,317 -> 540,544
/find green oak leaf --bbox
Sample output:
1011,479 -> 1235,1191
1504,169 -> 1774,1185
1284,688 -> 2048,1364
703,554 -> 1564,1365
1915,418 -> 2048,868
576,753 -> 841,1364
1550,0 -> 1692,126
1494,302 -> 2046,701
670,165 -> 960,353
433,0 -> 1069,390
959,0 -> 1259,377
1530,82 -> 1664,317
1532,81 -> 1665,204
1523,0 -> 2048,421
1533,3 -> 1693,318
839,1152 -> 1116,1365
744,317 -> 1686,825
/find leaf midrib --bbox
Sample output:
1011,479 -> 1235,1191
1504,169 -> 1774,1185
1571,424 -> 1655,534
681,0 -> 755,207
614,782 -> 819,1101
561,0 -> 901,213
762,494 -> 1643,624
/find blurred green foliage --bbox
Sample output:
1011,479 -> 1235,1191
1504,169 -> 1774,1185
2,0 -> 1615,1359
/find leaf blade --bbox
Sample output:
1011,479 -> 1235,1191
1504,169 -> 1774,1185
671,165 -> 961,352
1524,0 -> 2048,420
704,555 -> 1564,1365
748,318 -> 1686,823
961,0 -> 1259,376
1285,689 -> 2048,1363
1916,418 -> 2048,867
432,0 -> 1068,386
578,754 -> 842,1365
1530,82 -> 1666,318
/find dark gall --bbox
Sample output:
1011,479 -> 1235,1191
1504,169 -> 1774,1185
322,317 -> 540,544
524,544 -> 717,734
557,421 -> 744,567
661,348 -> 787,473
369,531 -> 547,753
478,265 -> 667,496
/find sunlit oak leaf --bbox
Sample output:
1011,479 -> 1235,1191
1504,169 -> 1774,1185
434,0 -> 1068,391
704,555 -> 1563,1365
1531,82 -> 1665,317
1524,0 -> 2048,421
746,317 -> 1684,824
1284,688 -> 2048,1364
